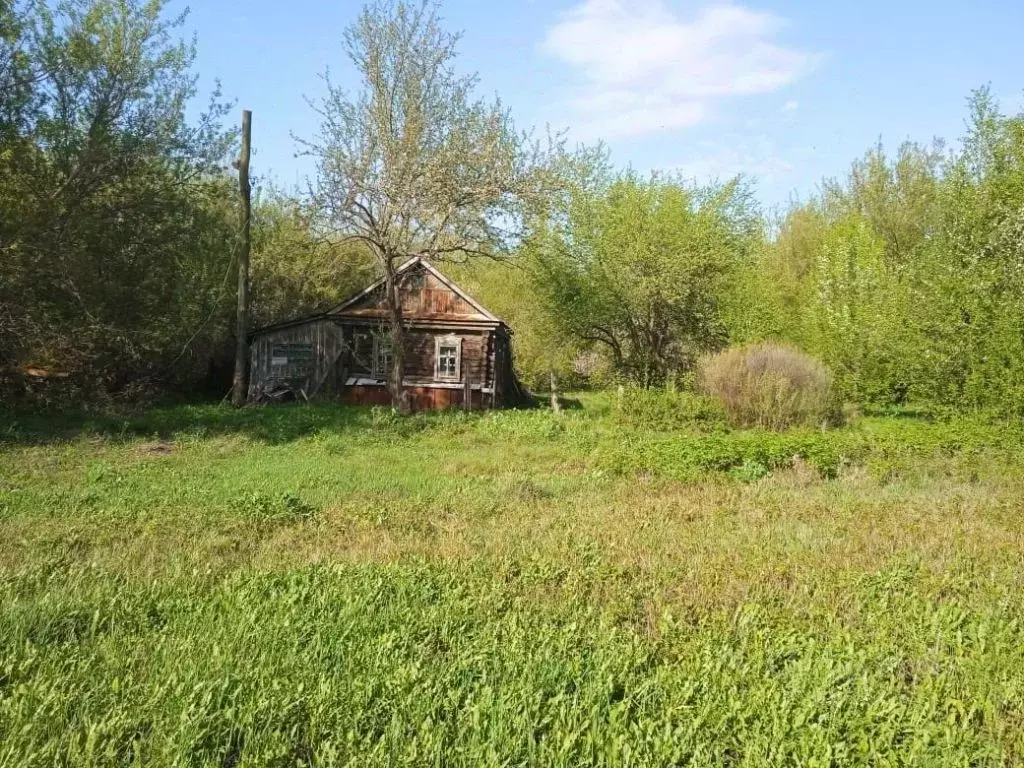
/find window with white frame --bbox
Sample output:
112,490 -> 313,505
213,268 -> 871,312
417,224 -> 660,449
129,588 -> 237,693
435,336 -> 461,381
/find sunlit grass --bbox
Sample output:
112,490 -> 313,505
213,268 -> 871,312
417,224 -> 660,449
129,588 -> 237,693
2,396 -> 1023,765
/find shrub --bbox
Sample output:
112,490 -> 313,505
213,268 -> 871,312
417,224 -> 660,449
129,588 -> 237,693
697,343 -> 837,430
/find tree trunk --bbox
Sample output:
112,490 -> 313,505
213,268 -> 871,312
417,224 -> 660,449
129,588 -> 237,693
230,109 -> 252,407
549,370 -> 561,414
382,259 -> 410,413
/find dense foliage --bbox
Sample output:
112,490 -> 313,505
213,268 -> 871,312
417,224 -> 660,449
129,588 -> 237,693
3,0 -> 1023,420
454,89 -> 1024,418
0,0 -> 237,398
697,343 -> 835,430
729,90 -> 1024,413
0,1 -> 368,403
524,173 -> 760,387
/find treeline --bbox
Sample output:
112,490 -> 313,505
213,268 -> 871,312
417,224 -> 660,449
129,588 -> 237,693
457,90 -> 1024,415
0,0 -> 369,402
733,92 -> 1024,412
3,0 -> 1023,415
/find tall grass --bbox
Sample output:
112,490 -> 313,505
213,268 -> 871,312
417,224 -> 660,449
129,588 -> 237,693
2,398 -> 1024,765
3,559 -> 1022,766
698,343 -> 835,430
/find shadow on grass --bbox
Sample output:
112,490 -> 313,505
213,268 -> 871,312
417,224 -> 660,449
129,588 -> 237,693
0,401 -> 493,447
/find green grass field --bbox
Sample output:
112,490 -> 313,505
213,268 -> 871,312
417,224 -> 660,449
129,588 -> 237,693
2,396 -> 1024,766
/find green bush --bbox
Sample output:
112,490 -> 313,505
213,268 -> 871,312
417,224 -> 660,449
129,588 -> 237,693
599,429 -> 858,481
698,343 -> 838,430
611,388 -> 727,431
595,414 -> 1024,482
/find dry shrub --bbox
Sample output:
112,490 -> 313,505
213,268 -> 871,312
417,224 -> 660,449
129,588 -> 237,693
697,343 -> 836,430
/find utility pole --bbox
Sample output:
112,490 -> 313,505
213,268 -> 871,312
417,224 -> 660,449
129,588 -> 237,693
231,109 -> 252,407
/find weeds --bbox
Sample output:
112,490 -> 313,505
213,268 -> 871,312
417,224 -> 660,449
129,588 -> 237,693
698,343 -> 837,430
612,388 -> 727,431
1,397 -> 1024,765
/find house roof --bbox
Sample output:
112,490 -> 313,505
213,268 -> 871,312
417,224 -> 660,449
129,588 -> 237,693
250,257 -> 505,338
330,256 -> 502,322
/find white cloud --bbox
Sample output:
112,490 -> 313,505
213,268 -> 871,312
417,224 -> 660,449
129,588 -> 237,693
782,99 -> 799,111
673,143 -> 793,184
541,0 -> 814,139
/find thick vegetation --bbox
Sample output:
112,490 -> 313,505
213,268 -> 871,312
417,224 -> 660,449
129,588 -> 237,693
466,91 -> 1024,414
728,93 -> 1024,413
0,1 -> 370,402
4,0 -> 1024,417
2,398 -> 1024,765
697,343 -> 835,430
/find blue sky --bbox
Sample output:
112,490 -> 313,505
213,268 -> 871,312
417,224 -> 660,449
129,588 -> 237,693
169,0 -> 1024,209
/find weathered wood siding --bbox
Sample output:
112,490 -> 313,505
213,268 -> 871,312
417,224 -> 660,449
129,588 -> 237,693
413,271 -> 479,317
338,264 -> 489,321
248,320 -> 343,400
345,384 -> 487,410
341,326 -> 491,385
403,330 -> 488,383
249,261 -> 519,408
250,321 -> 515,409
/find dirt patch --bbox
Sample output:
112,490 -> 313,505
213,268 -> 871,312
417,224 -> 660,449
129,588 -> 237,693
136,441 -> 175,457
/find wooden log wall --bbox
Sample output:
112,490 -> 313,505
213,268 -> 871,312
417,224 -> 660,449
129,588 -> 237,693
341,325 -> 490,385
249,319 -> 515,408
248,320 -> 344,400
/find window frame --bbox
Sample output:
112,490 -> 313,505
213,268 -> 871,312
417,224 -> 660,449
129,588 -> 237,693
371,331 -> 392,381
434,335 -> 462,382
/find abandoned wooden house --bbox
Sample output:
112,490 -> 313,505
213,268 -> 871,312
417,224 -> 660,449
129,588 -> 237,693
247,257 -> 522,410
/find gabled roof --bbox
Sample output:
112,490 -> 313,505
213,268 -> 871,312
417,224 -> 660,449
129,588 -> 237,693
250,257 -> 505,339
330,256 -> 502,323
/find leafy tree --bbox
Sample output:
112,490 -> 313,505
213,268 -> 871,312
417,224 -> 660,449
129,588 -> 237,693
529,173 -> 760,387
0,0 -> 236,397
732,89 -> 1024,413
809,216 -> 912,402
0,1 -> 34,141
304,0 -> 559,411
250,189 -> 375,328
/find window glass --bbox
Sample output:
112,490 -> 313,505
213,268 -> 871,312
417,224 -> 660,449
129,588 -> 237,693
436,340 -> 460,379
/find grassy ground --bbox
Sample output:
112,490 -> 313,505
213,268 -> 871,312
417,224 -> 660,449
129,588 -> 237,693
2,395 -> 1024,766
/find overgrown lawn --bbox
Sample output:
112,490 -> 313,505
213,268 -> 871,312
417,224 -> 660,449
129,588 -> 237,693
2,397 -> 1023,766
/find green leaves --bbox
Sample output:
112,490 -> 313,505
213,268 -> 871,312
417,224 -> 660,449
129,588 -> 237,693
734,91 -> 1024,413
527,173 -> 758,386
1,0 -> 236,398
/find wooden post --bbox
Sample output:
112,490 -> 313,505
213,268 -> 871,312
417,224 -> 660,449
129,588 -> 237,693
231,109 -> 253,407
463,374 -> 472,411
